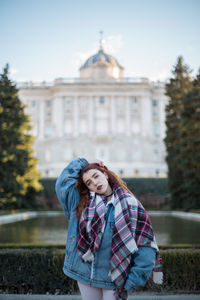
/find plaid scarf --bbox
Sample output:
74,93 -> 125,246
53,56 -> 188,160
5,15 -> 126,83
77,185 -> 163,300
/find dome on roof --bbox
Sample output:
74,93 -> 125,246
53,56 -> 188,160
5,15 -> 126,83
80,48 -> 123,70
79,44 -> 124,80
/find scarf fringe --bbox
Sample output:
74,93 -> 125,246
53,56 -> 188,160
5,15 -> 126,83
82,249 -> 94,262
153,271 -> 163,284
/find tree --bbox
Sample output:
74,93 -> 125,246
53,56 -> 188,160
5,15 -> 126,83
164,56 -> 192,209
0,64 -> 42,209
179,70 -> 200,209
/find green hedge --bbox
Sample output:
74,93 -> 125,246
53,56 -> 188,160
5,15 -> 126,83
123,178 -> 168,195
0,247 -> 199,294
0,243 -> 200,250
0,248 -> 77,294
39,177 -> 169,209
39,177 -> 168,197
39,178 -> 57,199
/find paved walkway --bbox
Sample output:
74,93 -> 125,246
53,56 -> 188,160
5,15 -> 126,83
0,294 -> 200,300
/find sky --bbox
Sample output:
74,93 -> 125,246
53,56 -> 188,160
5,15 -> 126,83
1,0 -> 200,83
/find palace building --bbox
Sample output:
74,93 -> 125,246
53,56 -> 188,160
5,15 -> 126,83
18,40 -> 168,177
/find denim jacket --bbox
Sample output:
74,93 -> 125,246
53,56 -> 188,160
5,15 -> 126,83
55,158 -> 156,291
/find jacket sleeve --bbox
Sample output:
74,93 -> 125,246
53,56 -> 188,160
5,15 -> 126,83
55,158 -> 88,218
124,246 -> 156,292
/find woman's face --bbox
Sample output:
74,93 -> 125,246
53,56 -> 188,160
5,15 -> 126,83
82,168 -> 112,195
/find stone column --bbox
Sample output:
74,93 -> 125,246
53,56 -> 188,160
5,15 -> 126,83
38,100 -> 45,139
111,95 -> 116,135
141,95 -> 152,137
125,96 -> 131,136
160,96 -> 166,139
53,97 -> 63,137
73,96 -> 79,136
88,95 -> 94,135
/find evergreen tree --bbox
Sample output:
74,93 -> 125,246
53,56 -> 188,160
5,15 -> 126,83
0,64 -> 42,209
179,70 -> 200,209
164,56 -> 192,209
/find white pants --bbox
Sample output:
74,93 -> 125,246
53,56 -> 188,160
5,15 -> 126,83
78,281 -> 115,300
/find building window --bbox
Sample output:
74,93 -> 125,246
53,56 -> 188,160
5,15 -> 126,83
64,119 -> 72,135
153,110 -> 158,117
152,99 -> 158,107
64,97 -> 72,114
45,100 -> 52,121
46,100 -> 52,107
117,118 -> 125,134
31,100 -> 36,107
153,149 -> 159,161
80,119 -> 87,135
131,121 -> 140,134
44,126 -> 52,138
64,97 -> 72,104
131,97 -> 140,114
153,122 -> 160,137
131,97 -> 138,103
152,99 -> 159,119
99,96 -> 105,104
96,119 -> 108,135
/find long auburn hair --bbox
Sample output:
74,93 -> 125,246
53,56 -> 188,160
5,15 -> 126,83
75,163 -> 134,218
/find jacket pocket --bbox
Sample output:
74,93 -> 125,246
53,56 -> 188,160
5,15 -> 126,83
71,249 -> 91,276
64,235 -> 76,269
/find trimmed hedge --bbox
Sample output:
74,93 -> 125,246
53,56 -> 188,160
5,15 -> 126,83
39,177 -> 168,197
38,177 -> 169,209
0,248 -> 77,295
123,178 -> 168,208
123,178 -> 168,195
0,244 -> 200,250
38,178 -> 59,209
0,247 -> 199,294
39,178 -> 57,199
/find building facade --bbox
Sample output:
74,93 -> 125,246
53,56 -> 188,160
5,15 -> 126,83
18,43 -> 168,177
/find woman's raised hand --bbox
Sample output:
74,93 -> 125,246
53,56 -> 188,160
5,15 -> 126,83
92,159 -> 104,167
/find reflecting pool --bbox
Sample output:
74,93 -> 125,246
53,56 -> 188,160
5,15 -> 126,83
0,213 -> 200,245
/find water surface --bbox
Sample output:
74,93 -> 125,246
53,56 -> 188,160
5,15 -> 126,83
0,214 -> 200,245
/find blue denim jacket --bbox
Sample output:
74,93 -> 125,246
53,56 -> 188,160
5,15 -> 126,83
55,158 -> 156,291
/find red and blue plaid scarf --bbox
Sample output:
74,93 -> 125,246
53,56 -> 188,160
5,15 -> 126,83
77,185 -> 163,300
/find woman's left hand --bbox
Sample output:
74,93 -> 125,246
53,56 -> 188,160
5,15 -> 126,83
91,159 -> 104,167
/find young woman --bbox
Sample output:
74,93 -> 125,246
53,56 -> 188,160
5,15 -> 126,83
55,158 -> 163,300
